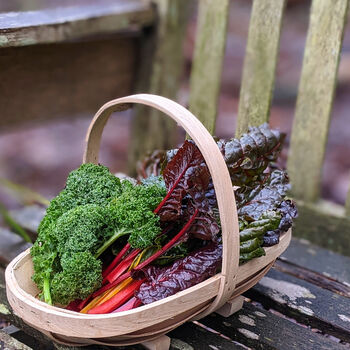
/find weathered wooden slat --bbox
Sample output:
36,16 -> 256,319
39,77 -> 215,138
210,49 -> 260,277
200,301 -> 345,350
236,0 -> 286,137
274,259 -> 350,298
287,0 -> 349,201
0,0 -> 154,48
0,271 -> 139,350
245,268 -> 350,343
0,272 -> 54,350
345,190 -> 350,216
281,238 -> 350,284
292,200 -> 350,257
169,321 -> 246,350
188,0 -> 229,134
129,0 -> 190,172
2,326 -> 53,350
0,329 -> 33,350
1,37 -> 138,130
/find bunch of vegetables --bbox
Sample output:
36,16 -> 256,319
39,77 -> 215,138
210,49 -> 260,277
31,123 -> 297,314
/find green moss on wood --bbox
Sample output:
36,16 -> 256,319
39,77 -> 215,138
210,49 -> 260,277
236,0 -> 286,137
288,0 -> 349,202
129,0 -> 190,173
293,199 -> 350,257
188,0 -> 229,134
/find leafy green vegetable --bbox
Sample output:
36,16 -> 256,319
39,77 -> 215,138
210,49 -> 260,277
50,252 -> 102,305
111,180 -> 166,249
239,211 -> 281,242
31,163 -> 166,305
46,163 -> 122,221
239,247 -> 266,264
218,123 -> 285,186
31,164 -> 123,302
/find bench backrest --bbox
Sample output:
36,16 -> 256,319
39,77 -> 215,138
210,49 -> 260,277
139,0 -> 350,255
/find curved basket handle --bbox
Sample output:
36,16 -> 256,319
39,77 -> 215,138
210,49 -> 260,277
84,94 -> 240,315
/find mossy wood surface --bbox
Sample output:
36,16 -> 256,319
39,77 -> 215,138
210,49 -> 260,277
236,0 -> 286,137
281,238 -> 350,285
1,222 -> 349,349
0,330 -> 32,350
293,200 -> 350,257
346,191 -> 350,216
287,0 -> 349,202
129,0 -> 190,173
188,0 -> 229,134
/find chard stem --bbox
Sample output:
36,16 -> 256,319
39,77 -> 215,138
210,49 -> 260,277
92,209 -> 199,298
43,277 -> 52,305
102,242 -> 131,278
135,209 -> 199,271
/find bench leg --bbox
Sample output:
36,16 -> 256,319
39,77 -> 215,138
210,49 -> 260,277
141,335 -> 171,350
215,295 -> 244,317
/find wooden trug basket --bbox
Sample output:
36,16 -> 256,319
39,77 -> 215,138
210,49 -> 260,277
5,94 -> 291,348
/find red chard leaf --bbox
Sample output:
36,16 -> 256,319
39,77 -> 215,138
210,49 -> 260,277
155,141 -> 210,222
135,242 -> 222,304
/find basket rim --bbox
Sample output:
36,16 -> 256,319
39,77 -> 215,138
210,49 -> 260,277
6,229 -> 291,319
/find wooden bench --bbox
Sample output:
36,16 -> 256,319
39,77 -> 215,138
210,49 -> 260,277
1,0 -> 350,349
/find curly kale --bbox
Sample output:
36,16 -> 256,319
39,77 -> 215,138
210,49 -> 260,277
31,164 -> 166,305
110,180 -> 166,249
50,252 -> 102,305
46,163 -> 122,220
31,164 -> 123,303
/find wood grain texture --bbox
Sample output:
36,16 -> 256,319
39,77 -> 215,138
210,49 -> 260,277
0,330 -> 32,350
0,37 -> 137,130
345,189 -> 350,216
274,259 -> 350,298
0,0 -> 154,47
169,321 -> 247,350
281,238 -> 350,285
129,0 -> 189,172
200,302 -> 346,350
246,268 -> 350,343
4,232 -> 291,342
188,0 -> 229,134
236,0 -> 286,137
0,274 -> 55,350
292,200 -> 350,257
287,0 -> 349,201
